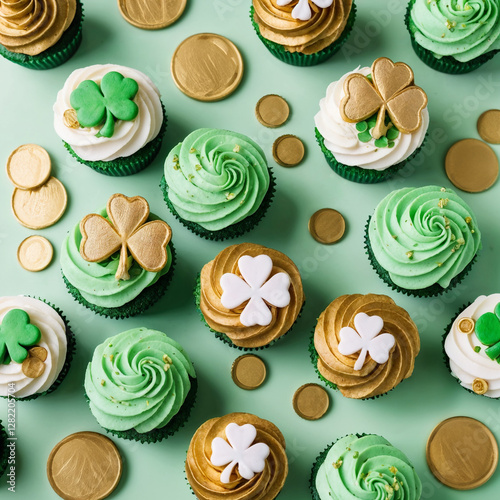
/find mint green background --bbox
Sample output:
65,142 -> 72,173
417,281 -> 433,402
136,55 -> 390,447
1,0 -> 499,498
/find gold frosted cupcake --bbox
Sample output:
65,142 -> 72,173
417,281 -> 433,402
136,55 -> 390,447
311,294 -> 420,399
186,412 -> 288,499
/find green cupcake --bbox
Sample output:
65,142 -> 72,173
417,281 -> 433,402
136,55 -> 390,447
84,327 -> 197,443
0,421 -> 6,479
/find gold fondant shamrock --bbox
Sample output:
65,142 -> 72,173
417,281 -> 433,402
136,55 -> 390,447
79,194 -> 172,281
340,57 -> 428,140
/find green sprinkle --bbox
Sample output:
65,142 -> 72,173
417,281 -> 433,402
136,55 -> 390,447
353,451 -> 359,459
474,346 -> 481,353
356,121 -> 368,133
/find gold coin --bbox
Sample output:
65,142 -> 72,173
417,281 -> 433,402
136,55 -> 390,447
255,94 -> 290,128
445,139 -> 498,193
309,208 -> 346,244
231,354 -> 267,390
426,416 -> 498,490
47,431 -> 122,500
293,383 -> 329,421
477,110 -> 500,144
118,0 -> 187,30
6,144 -> 51,190
171,33 -> 244,102
17,236 -> 53,272
272,134 -> 305,167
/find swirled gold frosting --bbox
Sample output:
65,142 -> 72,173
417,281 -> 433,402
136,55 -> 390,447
199,243 -> 304,348
186,412 -> 288,500
314,294 -> 420,399
0,0 -> 76,56
252,0 -> 352,54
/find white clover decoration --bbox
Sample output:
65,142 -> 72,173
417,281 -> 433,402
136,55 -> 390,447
220,255 -> 291,327
338,313 -> 396,371
211,423 -> 271,484
276,0 -> 333,21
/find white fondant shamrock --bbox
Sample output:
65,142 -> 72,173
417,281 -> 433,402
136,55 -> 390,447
277,0 -> 333,21
211,423 -> 271,484
338,313 -> 396,371
220,255 -> 291,327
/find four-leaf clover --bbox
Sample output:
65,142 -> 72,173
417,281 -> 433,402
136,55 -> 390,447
0,309 -> 41,365
277,0 -> 333,21
475,302 -> 500,362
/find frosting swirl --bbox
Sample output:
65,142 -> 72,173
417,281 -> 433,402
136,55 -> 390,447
0,296 -> 67,398
410,0 -> 500,62
84,328 -> 196,433
164,129 -> 270,232
53,64 -> 163,162
315,434 -> 422,499
199,243 -> 304,348
252,0 -> 352,54
314,294 -> 420,399
186,412 -> 287,500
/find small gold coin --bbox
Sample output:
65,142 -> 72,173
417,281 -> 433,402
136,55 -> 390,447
171,33 -> 244,102
457,317 -> 475,334
12,177 -> 67,230
293,383 -> 329,421
255,94 -> 290,128
6,144 -> 51,190
272,134 -> 305,167
477,110 -> 500,144
47,431 -> 122,500
309,208 -> 346,244
17,236 -> 53,272
22,355 -> 45,379
445,139 -> 498,193
426,416 -> 498,490
231,354 -> 267,390
118,0 -> 187,30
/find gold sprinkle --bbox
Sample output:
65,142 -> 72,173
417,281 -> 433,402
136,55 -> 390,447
189,147 -> 197,154
226,192 -> 236,201
440,187 -> 447,192
233,144 -> 240,153
451,234 -> 456,241
437,262 -> 443,267
164,364 -> 171,372
451,248 -> 456,253
385,484 -> 394,493
438,198 -> 449,208
188,174 -> 194,182
63,108 -> 80,129
406,251 -> 414,259
109,354 -> 114,362
441,33 -> 446,38
333,459 -> 343,469
457,238 -> 465,245
471,229 -> 475,233
392,235 -> 397,239
465,216 -> 472,224
389,466 -> 398,474
101,379 -> 105,386
173,155 -> 179,162
173,164 -> 180,170
195,164 -> 202,171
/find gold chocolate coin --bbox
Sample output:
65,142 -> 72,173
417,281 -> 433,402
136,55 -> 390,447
47,431 -> 122,500
255,94 -> 290,128
231,354 -> 267,390
118,0 -> 186,30
309,208 -> 346,244
477,110 -> 500,144
6,144 -> 51,190
426,416 -> 498,490
293,383 -> 329,421
445,139 -> 498,193
17,236 -> 53,272
171,33 -> 244,102
272,134 -> 305,167
12,177 -> 67,230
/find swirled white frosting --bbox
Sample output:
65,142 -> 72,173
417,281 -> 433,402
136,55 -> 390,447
0,297 -> 67,398
314,67 -> 429,171
445,294 -> 500,399
53,64 -> 163,162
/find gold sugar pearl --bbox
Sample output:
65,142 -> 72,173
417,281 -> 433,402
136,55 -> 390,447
458,317 -> 475,334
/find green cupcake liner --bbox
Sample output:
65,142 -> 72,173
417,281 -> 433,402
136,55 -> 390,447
250,3 -> 356,66
405,0 -> 499,74
316,128 -> 428,184
0,422 -> 7,479
62,243 -> 176,320
364,217 -> 478,298
160,167 -> 275,241
0,0 -> 84,70
63,104 -> 167,177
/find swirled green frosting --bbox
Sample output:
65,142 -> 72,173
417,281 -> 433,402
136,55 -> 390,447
369,186 -> 481,290
316,435 -> 422,500
163,128 -> 270,231
84,328 -> 196,433
60,209 -> 172,308
410,0 -> 500,62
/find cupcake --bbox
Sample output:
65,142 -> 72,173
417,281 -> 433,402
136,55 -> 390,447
314,57 -> 429,183
406,0 -> 500,74
366,186 -> 481,297
0,0 -> 83,70
161,129 -> 274,240
54,64 -> 166,176
311,294 -> 420,399
61,193 -> 175,319
84,327 -> 197,443
445,294 -> 500,398
311,434 -> 422,499
251,0 -> 356,66
0,296 -> 74,401
196,243 -> 305,349
0,421 -> 6,478
186,412 -> 287,499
